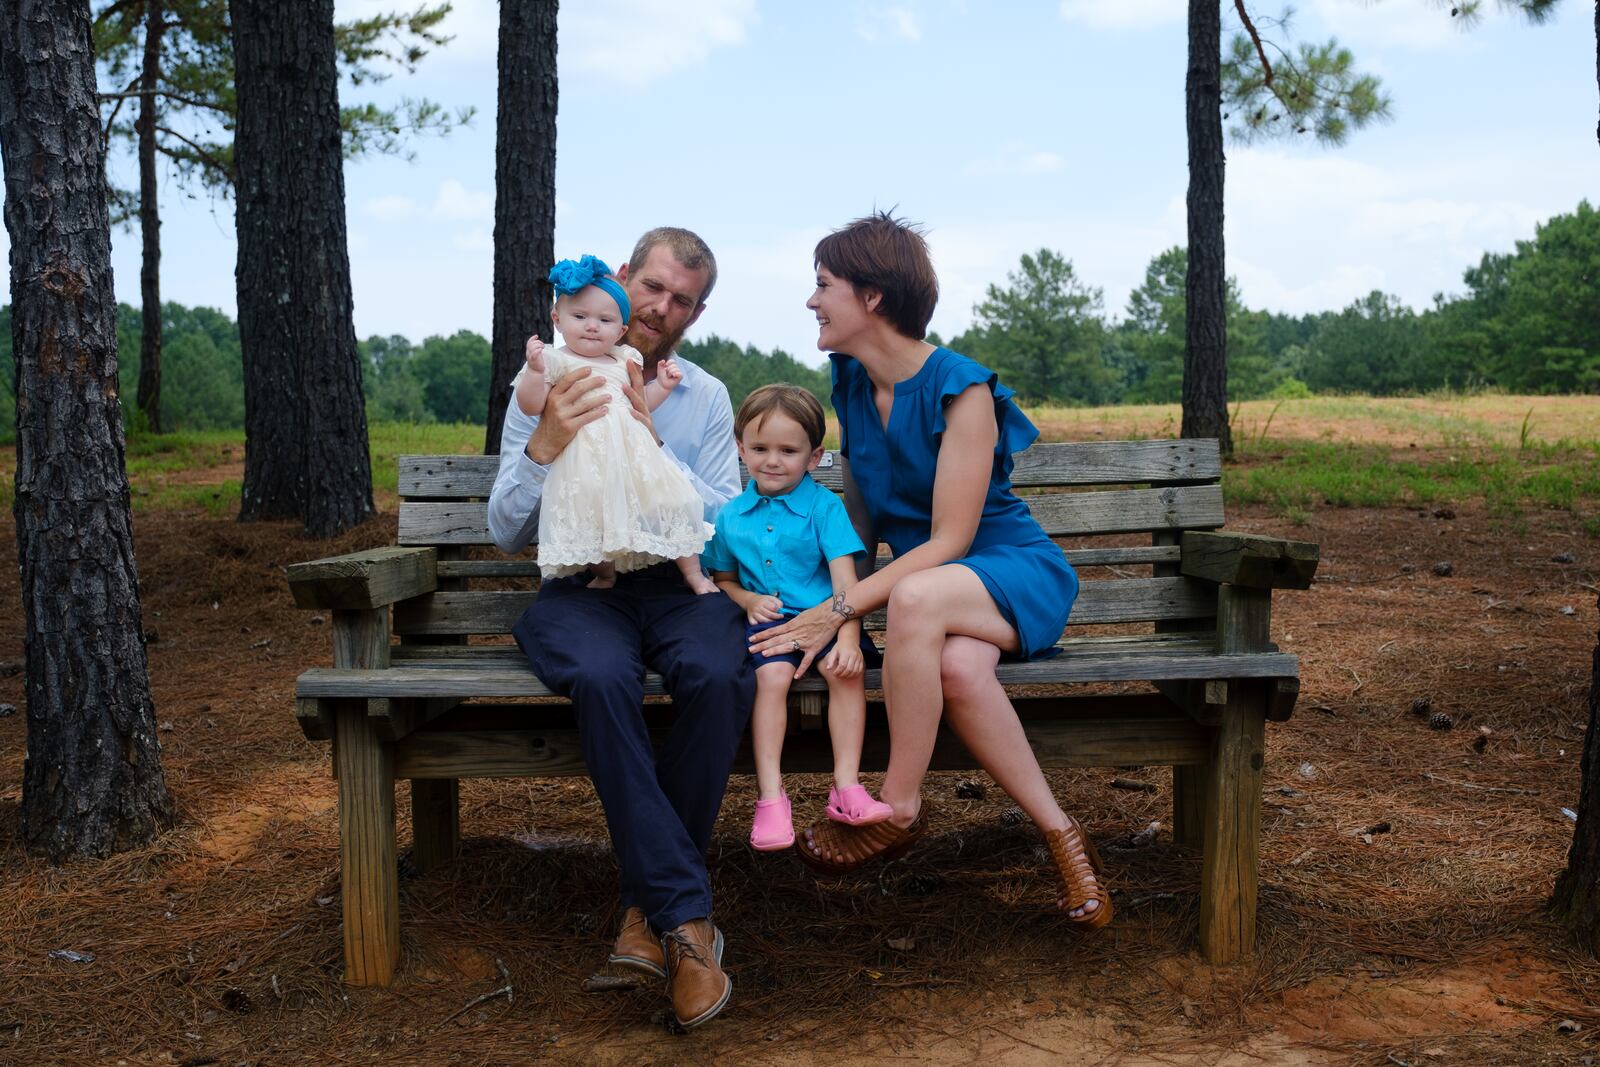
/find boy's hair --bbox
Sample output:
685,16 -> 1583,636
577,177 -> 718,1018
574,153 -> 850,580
629,226 -> 718,303
813,210 -> 937,340
735,384 -> 826,450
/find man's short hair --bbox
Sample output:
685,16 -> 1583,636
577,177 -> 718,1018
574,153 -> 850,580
629,227 -> 718,304
813,211 -> 938,340
735,384 -> 826,450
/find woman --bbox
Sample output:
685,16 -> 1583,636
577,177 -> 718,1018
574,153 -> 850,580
749,212 -> 1109,928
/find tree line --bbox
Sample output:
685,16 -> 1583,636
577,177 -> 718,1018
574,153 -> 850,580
2,197 -> 1590,441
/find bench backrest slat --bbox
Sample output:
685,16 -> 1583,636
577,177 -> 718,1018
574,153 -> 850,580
397,483 -> 1224,546
396,440 -> 1220,500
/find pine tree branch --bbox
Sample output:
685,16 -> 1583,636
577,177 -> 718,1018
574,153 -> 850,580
101,71 -> 143,144
93,0 -> 146,28
154,124 -> 232,180
99,87 -> 230,114
1234,0 -> 1273,87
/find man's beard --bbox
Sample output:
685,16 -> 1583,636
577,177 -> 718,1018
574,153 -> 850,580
624,312 -> 689,367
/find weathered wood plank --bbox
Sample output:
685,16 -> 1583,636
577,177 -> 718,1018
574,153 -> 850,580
299,647 -> 1299,700
333,608 -> 390,671
398,484 -> 1227,546
1199,681 -> 1267,964
1217,586 -> 1272,655
1172,765 -> 1204,849
288,547 -> 437,610
397,441 -> 1223,499
334,700 -> 399,986
1181,531 -> 1319,590
296,697 -> 334,741
431,544 -> 1185,580
410,778 -> 459,873
391,576 -> 1217,637
393,715 -> 1212,779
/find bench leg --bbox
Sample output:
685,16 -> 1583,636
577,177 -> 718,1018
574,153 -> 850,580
410,778 -> 460,873
335,699 -> 400,987
1172,765 -> 1205,849
1198,682 -> 1266,964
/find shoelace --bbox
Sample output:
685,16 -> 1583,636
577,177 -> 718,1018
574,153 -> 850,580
662,928 -> 712,970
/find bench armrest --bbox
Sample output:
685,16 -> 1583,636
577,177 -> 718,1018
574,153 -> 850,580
1180,531 -> 1319,590
287,546 -> 438,610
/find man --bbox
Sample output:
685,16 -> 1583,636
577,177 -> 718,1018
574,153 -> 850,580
487,227 -> 750,1029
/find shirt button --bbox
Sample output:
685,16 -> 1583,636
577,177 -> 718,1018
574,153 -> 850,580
765,560 -> 772,566
767,525 -> 773,532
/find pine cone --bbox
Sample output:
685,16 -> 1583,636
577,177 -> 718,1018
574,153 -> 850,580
1428,710 -> 1453,731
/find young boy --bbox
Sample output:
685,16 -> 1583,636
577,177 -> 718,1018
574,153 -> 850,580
701,384 -> 892,851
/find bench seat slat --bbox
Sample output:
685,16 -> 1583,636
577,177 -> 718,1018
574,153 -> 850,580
398,484 -> 1226,545
397,441 -> 1223,499
298,647 -> 1297,700
391,576 -> 1217,636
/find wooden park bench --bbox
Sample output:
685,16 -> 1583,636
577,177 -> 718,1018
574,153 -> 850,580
287,438 -> 1318,986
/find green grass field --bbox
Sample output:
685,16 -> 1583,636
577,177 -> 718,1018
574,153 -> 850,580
1,395 -> 1596,529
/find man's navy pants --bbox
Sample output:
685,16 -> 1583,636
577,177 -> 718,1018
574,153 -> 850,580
512,564 -> 754,934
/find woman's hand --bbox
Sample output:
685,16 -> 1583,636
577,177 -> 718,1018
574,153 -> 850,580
748,599 -> 844,679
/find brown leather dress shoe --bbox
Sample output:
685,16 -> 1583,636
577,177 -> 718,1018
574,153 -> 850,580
662,918 -> 730,1029
607,906 -> 666,979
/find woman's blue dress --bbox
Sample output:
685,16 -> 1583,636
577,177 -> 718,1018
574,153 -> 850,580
830,347 -> 1079,660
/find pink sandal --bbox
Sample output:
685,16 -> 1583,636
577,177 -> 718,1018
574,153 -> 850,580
826,783 -> 894,826
750,793 -> 794,851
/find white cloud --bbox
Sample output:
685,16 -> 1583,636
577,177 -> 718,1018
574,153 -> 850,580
1059,0 -> 1183,31
962,147 -> 1066,179
857,6 -> 923,43
562,0 -> 758,89
360,194 -> 419,221
433,179 -> 493,221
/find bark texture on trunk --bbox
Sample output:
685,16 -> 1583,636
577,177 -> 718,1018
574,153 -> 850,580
232,0 -> 374,537
486,0 -> 559,454
0,0 -> 173,859
1551,594 -> 1600,951
135,0 -> 164,433
1183,0 -> 1232,455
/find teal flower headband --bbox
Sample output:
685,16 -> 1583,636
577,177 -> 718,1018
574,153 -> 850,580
549,255 -> 630,323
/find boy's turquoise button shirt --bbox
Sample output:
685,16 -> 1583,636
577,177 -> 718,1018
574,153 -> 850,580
701,472 -> 864,616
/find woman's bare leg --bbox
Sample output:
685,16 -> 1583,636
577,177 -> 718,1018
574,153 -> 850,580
876,566 -> 1019,827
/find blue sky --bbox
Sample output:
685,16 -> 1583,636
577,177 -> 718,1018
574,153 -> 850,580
13,0 -> 1597,369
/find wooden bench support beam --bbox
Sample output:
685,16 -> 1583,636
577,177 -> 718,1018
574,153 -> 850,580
1198,681 -> 1267,964
410,777 -> 459,873
335,699 -> 399,987
1172,764 -> 1205,849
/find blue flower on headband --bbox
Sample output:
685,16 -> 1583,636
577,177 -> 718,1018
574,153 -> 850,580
548,254 -> 630,323
548,254 -> 613,295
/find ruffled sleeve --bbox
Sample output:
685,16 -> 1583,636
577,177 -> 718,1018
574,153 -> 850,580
541,344 -> 568,386
828,353 -> 860,458
930,351 -> 1039,475
618,344 -> 644,368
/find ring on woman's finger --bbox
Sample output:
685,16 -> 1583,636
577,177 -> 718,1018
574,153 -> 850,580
791,640 -> 801,652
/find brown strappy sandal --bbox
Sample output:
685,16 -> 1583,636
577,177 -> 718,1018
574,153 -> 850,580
1044,816 -> 1113,930
796,803 -> 930,875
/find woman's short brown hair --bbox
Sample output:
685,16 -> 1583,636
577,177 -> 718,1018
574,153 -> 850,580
735,384 -> 826,450
813,211 -> 938,340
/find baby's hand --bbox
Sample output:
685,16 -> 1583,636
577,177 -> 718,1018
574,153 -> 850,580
822,641 -> 863,679
747,596 -> 784,625
656,357 -> 684,393
525,336 -> 546,373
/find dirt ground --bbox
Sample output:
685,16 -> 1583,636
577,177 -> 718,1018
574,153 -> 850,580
1,487 -> 1598,1066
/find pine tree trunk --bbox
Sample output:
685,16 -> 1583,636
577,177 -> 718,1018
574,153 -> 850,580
0,0 -> 173,859
232,0 -> 373,537
1551,595 -> 1600,951
1552,6 -> 1600,950
1183,0 -> 1232,455
486,0 -> 559,454
135,0 -> 164,433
